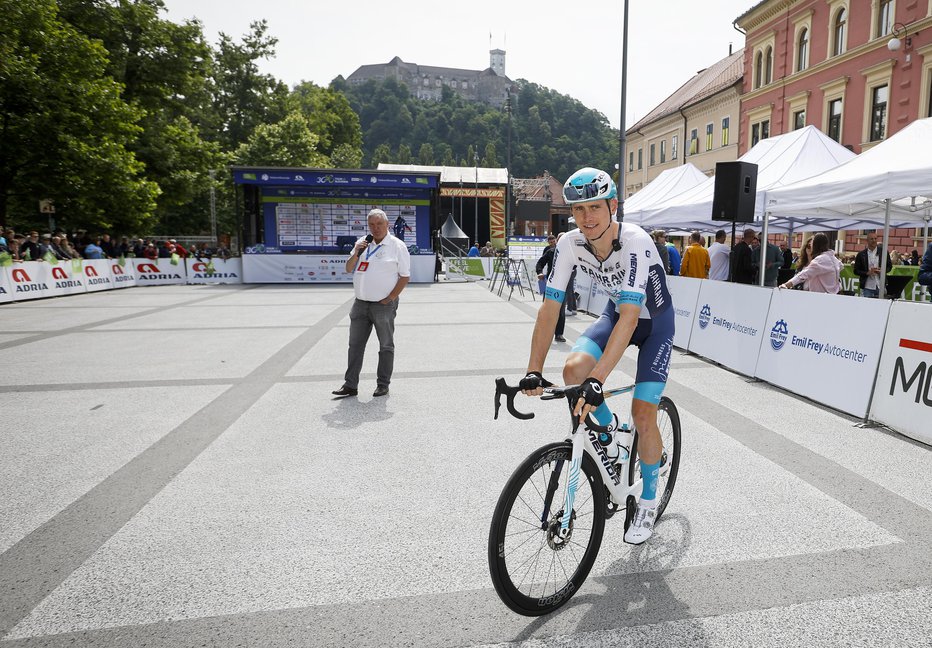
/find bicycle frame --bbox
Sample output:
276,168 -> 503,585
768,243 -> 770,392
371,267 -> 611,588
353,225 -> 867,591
494,379 -> 642,537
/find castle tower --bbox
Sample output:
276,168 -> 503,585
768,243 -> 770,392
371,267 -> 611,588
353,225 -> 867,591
490,49 -> 505,76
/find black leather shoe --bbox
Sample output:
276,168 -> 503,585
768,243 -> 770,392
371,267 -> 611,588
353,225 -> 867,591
332,386 -> 358,397
373,386 -> 389,397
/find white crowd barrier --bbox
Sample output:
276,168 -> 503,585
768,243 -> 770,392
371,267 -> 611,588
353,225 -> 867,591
756,290 -> 890,418
666,276 -> 702,350
0,257 -> 243,303
870,301 -> 932,446
687,281 -> 774,377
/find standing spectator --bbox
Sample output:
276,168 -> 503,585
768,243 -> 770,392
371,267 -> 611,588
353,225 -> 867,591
117,236 -> 132,257
332,208 -> 411,398
479,241 -> 495,257
665,240 -> 682,276
730,228 -> 756,284
133,238 -> 146,257
781,233 -> 841,293
21,231 -> 41,261
466,242 -> 480,257
393,215 -> 412,241
708,230 -> 730,281
169,239 -> 189,258
99,234 -> 115,258
144,243 -> 158,260
535,235 -> 557,295
918,242 -> 932,287
680,231 -> 710,278
157,240 -> 173,258
780,241 -> 794,269
38,233 -> 53,258
83,238 -> 104,259
74,230 -> 90,257
853,232 -> 892,298
215,243 -> 231,260
60,236 -> 79,259
651,230 -> 671,273
755,240 -> 783,287
49,235 -> 70,259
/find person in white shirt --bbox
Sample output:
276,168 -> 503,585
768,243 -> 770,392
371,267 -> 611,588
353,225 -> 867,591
332,209 -> 411,398
707,229 -> 731,281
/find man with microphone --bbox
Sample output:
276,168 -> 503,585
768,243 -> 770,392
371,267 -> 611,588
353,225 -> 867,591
333,208 -> 411,398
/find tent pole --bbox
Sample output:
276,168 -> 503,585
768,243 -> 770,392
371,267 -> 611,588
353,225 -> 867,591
879,198 -> 891,299
758,192 -> 769,287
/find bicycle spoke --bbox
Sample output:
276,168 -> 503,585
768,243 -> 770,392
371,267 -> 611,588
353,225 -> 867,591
507,513 -> 543,530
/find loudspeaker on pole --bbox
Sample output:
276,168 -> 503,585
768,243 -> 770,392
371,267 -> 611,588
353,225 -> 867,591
711,161 -> 758,223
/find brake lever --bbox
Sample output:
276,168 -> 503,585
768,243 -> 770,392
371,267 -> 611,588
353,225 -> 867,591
494,377 -> 534,420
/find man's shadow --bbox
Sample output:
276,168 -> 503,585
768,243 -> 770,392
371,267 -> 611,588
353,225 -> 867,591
506,513 -> 711,646
321,392 -> 395,430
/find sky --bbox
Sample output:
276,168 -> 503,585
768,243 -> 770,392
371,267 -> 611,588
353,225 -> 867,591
161,0 -> 755,130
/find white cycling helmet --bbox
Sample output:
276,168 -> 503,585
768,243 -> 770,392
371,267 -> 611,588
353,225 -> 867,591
562,167 -> 617,204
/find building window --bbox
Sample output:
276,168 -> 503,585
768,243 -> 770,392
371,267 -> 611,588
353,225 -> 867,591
689,128 -> 698,155
722,117 -> 730,146
629,151 -> 634,172
833,8 -> 847,56
794,109 -> 806,130
797,28 -> 809,72
660,139 -> 666,163
706,123 -> 713,151
828,98 -> 843,141
650,143 -> 656,166
762,120 -> 770,139
877,0 -> 894,38
672,135 -> 678,159
638,148 -> 642,170
765,47 -> 773,85
928,70 -> 932,118
752,123 -> 761,146
870,84 -> 888,141
754,52 -> 763,89
423,78 -> 430,86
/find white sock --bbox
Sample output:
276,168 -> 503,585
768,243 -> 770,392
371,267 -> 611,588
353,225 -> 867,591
639,497 -> 658,510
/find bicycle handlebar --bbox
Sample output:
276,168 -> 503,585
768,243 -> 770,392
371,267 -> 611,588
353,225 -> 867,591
494,377 -> 534,420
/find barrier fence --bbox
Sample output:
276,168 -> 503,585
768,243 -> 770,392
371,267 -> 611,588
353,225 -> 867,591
0,258 -> 243,304
667,275 -> 931,446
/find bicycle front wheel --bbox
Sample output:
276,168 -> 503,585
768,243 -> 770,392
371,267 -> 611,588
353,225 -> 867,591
488,442 -> 606,616
629,396 -> 682,521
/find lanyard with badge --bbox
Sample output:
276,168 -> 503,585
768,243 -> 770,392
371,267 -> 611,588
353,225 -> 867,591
357,243 -> 382,272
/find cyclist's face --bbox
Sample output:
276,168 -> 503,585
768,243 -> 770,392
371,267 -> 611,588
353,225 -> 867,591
572,199 -> 616,238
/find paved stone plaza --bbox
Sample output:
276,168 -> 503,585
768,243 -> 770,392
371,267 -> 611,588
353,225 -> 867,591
2,281 -> 932,647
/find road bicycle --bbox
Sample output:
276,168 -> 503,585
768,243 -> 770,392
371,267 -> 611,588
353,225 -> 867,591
488,378 -> 681,616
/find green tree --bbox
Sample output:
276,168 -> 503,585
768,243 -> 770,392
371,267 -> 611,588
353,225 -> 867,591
0,0 -> 158,231
289,81 -> 363,159
233,112 -> 328,167
330,144 -> 363,169
369,143 -> 392,167
481,143 -> 499,167
395,144 -> 413,164
418,143 -> 435,165
211,20 -> 289,151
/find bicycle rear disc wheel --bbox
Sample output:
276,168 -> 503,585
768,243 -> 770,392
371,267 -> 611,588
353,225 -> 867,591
488,442 -> 606,616
629,396 -> 682,521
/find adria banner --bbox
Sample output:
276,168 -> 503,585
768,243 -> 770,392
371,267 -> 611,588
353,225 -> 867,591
242,255 -> 352,283
109,259 -> 136,289
49,260 -> 87,296
870,301 -> 932,446
83,259 -> 116,293
756,289 -> 890,418
185,258 -> 243,284
666,276 -> 702,350
0,267 -> 12,304
133,259 -> 186,286
689,281 -> 774,376
6,263 -> 56,301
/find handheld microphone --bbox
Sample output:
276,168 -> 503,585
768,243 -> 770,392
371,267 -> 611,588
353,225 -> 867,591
365,234 -> 374,244
355,234 -> 374,258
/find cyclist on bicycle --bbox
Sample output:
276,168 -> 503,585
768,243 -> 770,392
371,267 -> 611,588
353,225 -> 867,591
520,167 -> 674,545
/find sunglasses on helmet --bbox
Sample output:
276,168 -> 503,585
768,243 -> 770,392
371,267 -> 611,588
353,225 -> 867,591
563,181 -> 607,202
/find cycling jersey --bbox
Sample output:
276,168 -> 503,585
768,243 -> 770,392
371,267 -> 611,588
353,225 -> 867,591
545,222 -> 674,404
545,222 -> 672,319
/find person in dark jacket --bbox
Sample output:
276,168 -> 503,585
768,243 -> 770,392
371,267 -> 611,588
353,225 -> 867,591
919,242 -> 932,287
730,228 -> 756,284
853,232 -> 893,297
535,235 -> 557,295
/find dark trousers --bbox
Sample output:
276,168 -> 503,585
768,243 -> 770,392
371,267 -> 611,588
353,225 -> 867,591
343,298 -> 398,389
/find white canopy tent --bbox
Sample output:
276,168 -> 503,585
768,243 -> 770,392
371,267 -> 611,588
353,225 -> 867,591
767,117 -> 932,296
637,126 -> 856,233
621,163 -> 709,226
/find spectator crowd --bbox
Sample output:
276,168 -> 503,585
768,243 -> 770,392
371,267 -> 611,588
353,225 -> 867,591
0,229 -> 233,263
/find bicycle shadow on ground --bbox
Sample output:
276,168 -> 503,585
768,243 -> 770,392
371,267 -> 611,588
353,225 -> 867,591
320,393 -> 395,430
507,513 -> 713,646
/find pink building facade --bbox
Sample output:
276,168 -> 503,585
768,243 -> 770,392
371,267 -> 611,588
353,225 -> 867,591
737,0 -> 932,254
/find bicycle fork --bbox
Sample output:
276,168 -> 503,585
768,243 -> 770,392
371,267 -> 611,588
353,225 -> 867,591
539,431 -> 586,539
